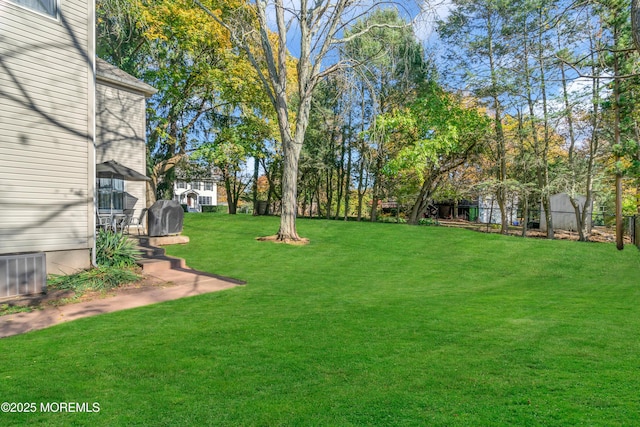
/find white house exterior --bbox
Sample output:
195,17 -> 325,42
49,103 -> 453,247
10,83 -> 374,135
478,195 -> 519,225
174,179 -> 218,212
0,1 -> 154,289
0,0 -> 96,274
95,58 -> 156,228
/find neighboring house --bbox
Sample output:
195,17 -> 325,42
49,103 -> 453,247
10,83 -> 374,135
174,178 -> 218,212
432,199 -> 480,221
478,195 -> 519,225
0,0 -> 154,294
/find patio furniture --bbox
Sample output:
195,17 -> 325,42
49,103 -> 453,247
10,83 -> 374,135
97,213 -> 113,231
125,208 -> 147,235
114,210 -> 133,233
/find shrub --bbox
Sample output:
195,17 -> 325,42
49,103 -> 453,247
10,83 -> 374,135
378,217 -> 407,224
418,218 -> 440,226
201,205 -> 217,213
96,229 -> 140,267
48,266 -> 141,292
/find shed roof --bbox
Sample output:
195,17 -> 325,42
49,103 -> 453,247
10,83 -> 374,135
96,58 -> 157,97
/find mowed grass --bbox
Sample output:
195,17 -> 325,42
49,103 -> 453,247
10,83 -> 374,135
1,214 -> 640,426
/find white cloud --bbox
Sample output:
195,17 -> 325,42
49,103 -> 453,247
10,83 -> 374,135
412,0 -> 453,43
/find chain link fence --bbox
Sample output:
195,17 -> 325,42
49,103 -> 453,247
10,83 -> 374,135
445,205 -> 638,246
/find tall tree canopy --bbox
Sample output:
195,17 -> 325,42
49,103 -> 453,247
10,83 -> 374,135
195,0 -> 419,242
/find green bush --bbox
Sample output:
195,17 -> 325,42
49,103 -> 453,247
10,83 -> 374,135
201,205 -> 217,213
378,216 -> 407,224
418,218 -> 440,226
48,266 -> 141,292
96,229 -> 140,267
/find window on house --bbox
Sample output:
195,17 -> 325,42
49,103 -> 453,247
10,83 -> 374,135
191,182 -> 201,191
98,177 -> 124,212
198,196 -> 212,206
9,0 -> 58,17
177,181 -> 186,189
204,182 -> 213,191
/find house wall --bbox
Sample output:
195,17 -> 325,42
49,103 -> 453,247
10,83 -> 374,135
478,195 -> 518,225
0,0 -> 95,273
95,81 -> 147,221
540,193 -> 592,232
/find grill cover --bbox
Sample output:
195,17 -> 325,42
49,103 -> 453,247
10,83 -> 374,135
148,200 -> 184,237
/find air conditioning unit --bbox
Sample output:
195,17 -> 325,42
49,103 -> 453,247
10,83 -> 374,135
0,252 -> 46,298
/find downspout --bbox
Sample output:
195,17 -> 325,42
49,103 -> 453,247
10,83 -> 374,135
90,0 -> 98,267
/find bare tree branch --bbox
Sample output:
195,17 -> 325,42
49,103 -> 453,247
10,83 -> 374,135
555,55 -> 640,80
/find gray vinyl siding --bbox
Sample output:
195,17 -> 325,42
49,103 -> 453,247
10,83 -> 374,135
0,0 -> 94,258
96,82 -> 148,216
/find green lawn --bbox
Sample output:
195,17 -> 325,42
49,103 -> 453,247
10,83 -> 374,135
1,214 -> 639,426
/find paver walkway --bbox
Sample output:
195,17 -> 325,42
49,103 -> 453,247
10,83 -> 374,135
0,268 -> 244,339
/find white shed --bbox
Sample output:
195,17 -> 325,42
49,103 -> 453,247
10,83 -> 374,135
540,193 -> 592,232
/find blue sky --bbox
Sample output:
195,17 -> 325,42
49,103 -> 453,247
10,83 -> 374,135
262,0 -> 453,59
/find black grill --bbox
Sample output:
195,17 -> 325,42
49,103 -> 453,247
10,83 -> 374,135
147,200 -> 184,237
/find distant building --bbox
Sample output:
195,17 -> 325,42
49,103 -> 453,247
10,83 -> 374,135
173,168 -> 219,212
477,195 -> 519,225
540,193 -> 593,232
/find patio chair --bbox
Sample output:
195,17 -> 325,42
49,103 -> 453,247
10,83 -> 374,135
114,209 -> 134,233
125,208 -> 147,235
96,213 -> 112,231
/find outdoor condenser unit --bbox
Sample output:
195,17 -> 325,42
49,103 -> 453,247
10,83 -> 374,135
0,252 -> 46,299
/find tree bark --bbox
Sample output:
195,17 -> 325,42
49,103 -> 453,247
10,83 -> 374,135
409,179 -> 432,224
277,135 -> 304,240
252,156 -> 259,215
493,100 -> 509,234
633,0 -> 640,52
344,128 -> 352,221
146,153 -> 186,208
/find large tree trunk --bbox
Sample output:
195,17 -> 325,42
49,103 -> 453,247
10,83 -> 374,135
252,156 -> 259,215
145,180 -> 157,209
521,196 -> 528,238
224,174 -> 237,215
370,179 -> 380,222
146,153 -> 186,208
370,150 -> 384,222
277,136 -> 303,241
541,193 -> 553,239
409,175 -> 437,224
496,187 -> 508,233
616,171 -> 624,250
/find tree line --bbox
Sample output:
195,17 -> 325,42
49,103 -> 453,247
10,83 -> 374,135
97,0 -> 639,247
